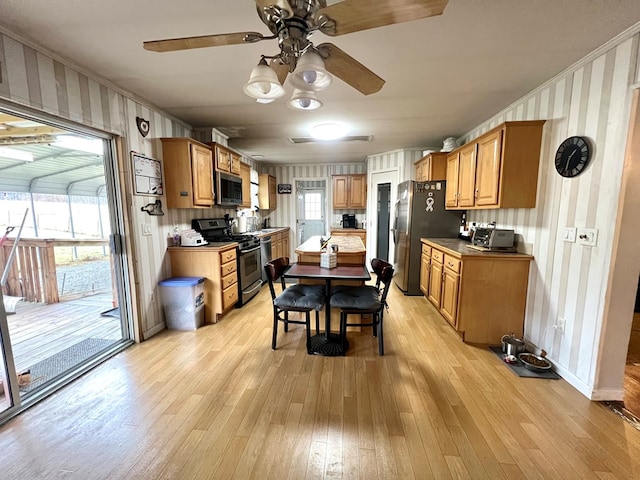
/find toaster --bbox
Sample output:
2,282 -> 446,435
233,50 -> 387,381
472,228 -> 515,249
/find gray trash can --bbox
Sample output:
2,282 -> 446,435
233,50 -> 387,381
158,277 -> 205,330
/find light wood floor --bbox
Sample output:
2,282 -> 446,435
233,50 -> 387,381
1,283 -> 639,479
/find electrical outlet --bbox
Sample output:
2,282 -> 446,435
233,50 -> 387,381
555,317 -> 565,333
577,228 -> 598,246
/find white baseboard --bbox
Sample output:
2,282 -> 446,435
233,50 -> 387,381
553,363 -> 624,401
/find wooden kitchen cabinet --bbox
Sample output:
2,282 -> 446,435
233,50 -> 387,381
272,232 -> 283,259
258,228 -> 289,260
440,255 -> 461,326
445,120 -> 545,210
427,248 -> 443,309
415,152 -> 448,181
168,244 -> 239,324
239,162 -> 251,209
282,230 -> 289,258
419,244 -> 431,296
259,174 -> 277,210
420,238 -> 533,344
209,143 -> 242,176
446,143 -> 476,208
161,138 -> 214,209
333,174 -> 367,209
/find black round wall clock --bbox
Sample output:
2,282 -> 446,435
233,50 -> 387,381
554,136 -> 591,178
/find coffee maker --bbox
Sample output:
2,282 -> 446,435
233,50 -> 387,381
341,214 -> 357,228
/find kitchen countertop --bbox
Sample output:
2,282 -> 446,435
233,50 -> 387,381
168,242 -> 237,251
421,238 -> 533,260
296,235 -> 365,254
248,227 -> 289,237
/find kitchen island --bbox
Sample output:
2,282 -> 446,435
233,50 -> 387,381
295,235 -> 366,266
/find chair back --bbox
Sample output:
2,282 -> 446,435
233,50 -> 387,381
377,262 -> 394,307
371,258 -> 392,292
264,257 -> 290,299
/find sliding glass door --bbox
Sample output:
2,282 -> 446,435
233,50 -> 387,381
0,107 -> 133,423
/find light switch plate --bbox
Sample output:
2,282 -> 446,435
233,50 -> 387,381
577,227 -> 598,246
142,223 -> 152,236
563,227 -> 577,243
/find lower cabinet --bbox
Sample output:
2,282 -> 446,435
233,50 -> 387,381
420,239 -> 533,344
419,244 -> 431,296
168,245 -> 239,324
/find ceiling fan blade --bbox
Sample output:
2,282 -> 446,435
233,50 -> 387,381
317,0 -> 448,36
317,43 -> 385,95
270,59 -> 289,85
143,32 -> 265,52
256,0 -> 294,18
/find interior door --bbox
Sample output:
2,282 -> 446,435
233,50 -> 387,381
369,169 -> 399,270
295,180 -> 327,245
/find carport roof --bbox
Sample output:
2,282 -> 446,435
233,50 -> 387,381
0,114 -> 107,197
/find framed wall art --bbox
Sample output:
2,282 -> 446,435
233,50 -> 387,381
277,183 -> 292,194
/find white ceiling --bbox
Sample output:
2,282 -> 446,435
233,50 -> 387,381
1,1 -> 640,164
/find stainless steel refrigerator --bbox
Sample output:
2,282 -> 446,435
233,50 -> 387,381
393,180 -> 462,295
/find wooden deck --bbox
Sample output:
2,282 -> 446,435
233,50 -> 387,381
6,292 -> 123,373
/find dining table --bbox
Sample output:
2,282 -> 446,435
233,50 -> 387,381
283,263 -> 371,356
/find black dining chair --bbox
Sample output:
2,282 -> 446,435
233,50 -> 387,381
330,258 -> 394,355
265,257 -> 325,353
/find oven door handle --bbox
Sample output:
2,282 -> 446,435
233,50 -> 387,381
240,245 -> 261,254
243,281 -> 263,295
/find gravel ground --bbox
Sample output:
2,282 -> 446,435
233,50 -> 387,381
56,259 -> 112,297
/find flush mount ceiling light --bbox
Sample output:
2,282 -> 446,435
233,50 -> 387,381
142,0 -> 449,111
310,123 -> 348,140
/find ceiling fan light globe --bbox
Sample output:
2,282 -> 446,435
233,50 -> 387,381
288,88 -> 323,111
243,60 -> 285,100
292,50 -> 332,91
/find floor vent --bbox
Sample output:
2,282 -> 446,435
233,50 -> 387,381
288,135 -> 372,144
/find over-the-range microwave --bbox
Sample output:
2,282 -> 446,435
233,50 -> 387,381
216,171 -> 242,206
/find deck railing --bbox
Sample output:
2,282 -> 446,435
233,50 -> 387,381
0,238 -> 109,304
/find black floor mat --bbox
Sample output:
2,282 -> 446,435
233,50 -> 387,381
19,338 -> 115,393
489,346 -> 561,379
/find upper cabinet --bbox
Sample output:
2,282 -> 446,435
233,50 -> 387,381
333,174 -> 367,209
259,174 -> 277,210
239,162 -> 251,209
415,152 -> 448,181
161,138 -> 214,209
209,143 -> 242,176
445,121 -> 545,210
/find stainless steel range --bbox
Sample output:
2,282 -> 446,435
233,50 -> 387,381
192,218 -> 262,306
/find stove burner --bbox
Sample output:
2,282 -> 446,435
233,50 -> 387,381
207,235 -> 256,243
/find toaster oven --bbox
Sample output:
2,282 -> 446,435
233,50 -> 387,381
472,228 -> 515,249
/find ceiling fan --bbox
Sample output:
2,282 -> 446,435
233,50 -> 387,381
144,0 -> 449,107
